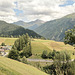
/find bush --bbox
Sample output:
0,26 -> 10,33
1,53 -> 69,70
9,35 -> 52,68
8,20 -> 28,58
21,56 -> 28,64
41,50 -> 48,59
48,52 -> 52,59
1,43 -> 6,46
22,45 -> 32,58
8,50 -> 19,60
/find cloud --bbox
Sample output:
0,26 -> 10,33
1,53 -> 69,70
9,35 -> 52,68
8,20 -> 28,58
16,0 -> 75,21
17,0 -> 65,15
0,0 -> 75,22
15,0 -> 66,21
73,0 -> 75,1
0,0 -> 19,23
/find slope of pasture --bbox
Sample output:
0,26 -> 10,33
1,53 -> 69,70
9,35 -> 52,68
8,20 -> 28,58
42,40 -> 75,51
0,56 -> 48,75
31,39 -> 75,59
32,39 -> 74,51
0,37 -> 17,45
31,41 -> 51,59
0,38 -> 74,58
0,38 -> 74,51
31,42 -> 51,55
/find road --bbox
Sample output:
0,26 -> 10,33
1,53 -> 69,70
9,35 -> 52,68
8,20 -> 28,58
27,58 -> 53,62
27,59 -> 74,62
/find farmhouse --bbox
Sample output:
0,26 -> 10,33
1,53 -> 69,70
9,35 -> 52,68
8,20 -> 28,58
0,49 -> 6,56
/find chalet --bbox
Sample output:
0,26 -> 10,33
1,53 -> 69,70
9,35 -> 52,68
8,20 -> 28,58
0,49 -> 6,56
0,46 -> 11,50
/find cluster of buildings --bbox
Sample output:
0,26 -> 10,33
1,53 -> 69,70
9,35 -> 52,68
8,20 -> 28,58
0,46 -> 11,56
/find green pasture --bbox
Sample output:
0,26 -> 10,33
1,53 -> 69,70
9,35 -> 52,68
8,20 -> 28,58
0,56 -> 48,75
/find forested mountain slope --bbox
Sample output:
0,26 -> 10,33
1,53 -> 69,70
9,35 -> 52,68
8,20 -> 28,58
0,20 -> 41,38
35,13 -> 75,41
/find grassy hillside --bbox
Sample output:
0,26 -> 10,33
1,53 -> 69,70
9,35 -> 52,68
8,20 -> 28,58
0,38 -> 74,52
35,13 -> 75,41
31,39 -> 74,51
0,20 -> 41,38
0,38 -> 75,59
0,37 -> 17,45
0,56 -> 48,75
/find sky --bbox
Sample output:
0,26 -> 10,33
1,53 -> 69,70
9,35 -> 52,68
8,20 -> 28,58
0,0 -> 75,23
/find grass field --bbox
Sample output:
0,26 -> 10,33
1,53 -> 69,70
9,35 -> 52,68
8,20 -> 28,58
0,37 -> 17,45
32,39 -> 75,51
31,39 -> 75,59
0,38 -> 75,59
0,56 -> 48,75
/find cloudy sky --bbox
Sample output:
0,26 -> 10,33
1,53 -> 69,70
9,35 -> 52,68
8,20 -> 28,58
0,0 -> 75,23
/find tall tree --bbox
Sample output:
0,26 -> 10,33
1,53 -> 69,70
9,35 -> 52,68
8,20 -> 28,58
8,34 -> 32,60
64,27 -> 75,46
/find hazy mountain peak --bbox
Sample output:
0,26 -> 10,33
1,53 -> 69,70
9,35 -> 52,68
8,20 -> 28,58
35,13 -> 75,41
13,19 -> 45,30
35,19 -> 44,22
16,20 -> 25,23
13,20 -> 27,24
0,20 -> 41,38
28,19 -> 45,24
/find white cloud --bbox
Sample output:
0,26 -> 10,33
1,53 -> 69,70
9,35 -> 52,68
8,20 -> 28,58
16,0 -> 75,21
73,0 -> 75,1
0,0 -> 19,23
0,0 -> 75,22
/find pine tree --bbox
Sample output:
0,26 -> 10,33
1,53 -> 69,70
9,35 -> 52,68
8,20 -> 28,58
10,34 -> 32,59
8,49 -> 19,60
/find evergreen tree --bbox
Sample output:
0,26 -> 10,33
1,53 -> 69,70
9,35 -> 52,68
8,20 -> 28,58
1,42 -> 6,46
41,50 -> 48,59
8,49 -> 19,60
21,56 -> 28,64
64,27 -> 75,46
48,52 -> 52,59
9,34 -> 32,60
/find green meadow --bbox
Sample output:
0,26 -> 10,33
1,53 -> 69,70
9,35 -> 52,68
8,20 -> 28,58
0,56 -> 48,75
0,37 -> 17,45
0,38 -> 75,59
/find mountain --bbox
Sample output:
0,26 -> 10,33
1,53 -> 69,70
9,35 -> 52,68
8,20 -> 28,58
13,19 -> 45,30
0,56 -> 48,75
13,20 -> 31,28
35,13 -> 75,41
0,20 -> 41,38
28,19 -> 45,30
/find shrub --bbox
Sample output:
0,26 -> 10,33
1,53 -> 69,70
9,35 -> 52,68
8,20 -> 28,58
41,50 -> 48,59
1,43 -> 6,46
48,52 -> 52,59
8,50 -> 19,60
21,56 -> 28,64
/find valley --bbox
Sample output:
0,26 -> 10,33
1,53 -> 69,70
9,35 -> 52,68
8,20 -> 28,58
0,0 -> 75,75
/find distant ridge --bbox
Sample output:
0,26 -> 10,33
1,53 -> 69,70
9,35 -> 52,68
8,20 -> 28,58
13,20 -> 31,28
13,19 -> 45,30
0,20 -> 41,38
35,13 -> 75,41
